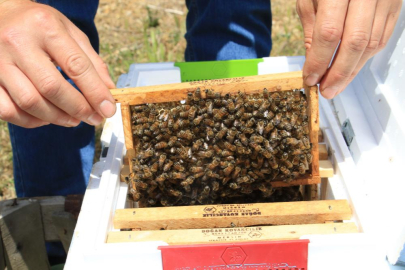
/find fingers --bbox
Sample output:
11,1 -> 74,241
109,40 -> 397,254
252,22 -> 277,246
62,20 -> 116,89
296,0 -> 316,51
320,0 -> 378,98
0,64 -> 81,127
0,84 -> 49,128
302,0 -> 349,86
44,26 -> 117,119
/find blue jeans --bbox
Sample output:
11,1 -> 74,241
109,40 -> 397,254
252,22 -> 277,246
9,0 -> 272,197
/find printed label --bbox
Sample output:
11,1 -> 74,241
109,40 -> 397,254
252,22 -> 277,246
202,204 -> 262,218
200,227 -> 263,242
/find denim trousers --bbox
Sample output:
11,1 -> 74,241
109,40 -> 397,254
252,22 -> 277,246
9,0 -> 272,199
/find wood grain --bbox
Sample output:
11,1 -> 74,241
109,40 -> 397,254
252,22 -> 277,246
113,200 -> 351,230
319,144 -> 328,160
319,160 -> 334,178
121,104 -> 134,151
111,71 -> 306,105
107,222 -> 358,245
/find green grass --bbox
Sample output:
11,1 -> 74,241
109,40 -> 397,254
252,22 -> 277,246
0,0 -> 304,201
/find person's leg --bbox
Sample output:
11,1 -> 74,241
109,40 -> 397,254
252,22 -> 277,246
185,0 -> 272,61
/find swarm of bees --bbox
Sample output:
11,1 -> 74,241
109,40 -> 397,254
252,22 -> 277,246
128,88 -> 312,207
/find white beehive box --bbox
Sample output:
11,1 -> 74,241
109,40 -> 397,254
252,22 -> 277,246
65,5 -> 405,269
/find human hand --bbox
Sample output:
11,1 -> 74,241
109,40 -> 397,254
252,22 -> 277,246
0,0 -> 116,128
297,0 -> 402,99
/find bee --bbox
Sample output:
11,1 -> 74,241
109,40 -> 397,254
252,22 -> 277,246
193,88 -> 201,102
240,126 -> 255,134
173,162 -> 185,172
191,171 -> 204,179
155,142 -> 168,149
205,89 -> 215,99
190,166 -> 204,173
215,128 -> 228,140
248,171 -> 259,180
207,157 -> 220,170
246,118 -> 255,128
223,141 -> 236,152
191,139 -> 203,151
270,129 -> 280,143
163,160 -> 173,172
262,122 -> 273,136
165,136 -> 176,147
302,136 -> 311,149
253,99 -> 263,110
294,90 -> 302,102
214,107 -> 228,121
188,106 -> 197,121
212,181 -> 220,192
138,149 -> 154,159
150,162 -> 159,173
221,150 -> 233,157
280,130 -> 291,138
192,115 -> 203,126
172,172 -> 187,179
306,153 -> 313,164
268,156 -> 278,169
235,107 -> 245,118
226,99 -> 235,113
206,170 -> 221,179
250,135 -> 264,144
206,127 -> 215,139
282,159 -> 293,169
197,150 -> 214,158
236,176 -> 250,184
263,88 -> 269,99
204,118 -> 215,127
135,180 -> 148,190
249,142 -> 262,152
298,163 -> 306,174
186,92 -> 194,105
181,177 -> 194,192
269,102 -> 278,113
226,127 -> 238,143
168,189 -> 182,197
156,173 -> 169,183
229,182 -> 240,190
178,130 -> 194,140
133,105 -> 145,112
292,155 -> 301,165
136,117 -> 149,124
258,100 -> 270,113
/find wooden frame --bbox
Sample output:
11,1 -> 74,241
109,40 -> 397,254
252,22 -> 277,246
111,71 -> 320,188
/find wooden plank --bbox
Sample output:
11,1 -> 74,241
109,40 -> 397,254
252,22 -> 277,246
319,160 -> 334,178
318,129 -> 324,142
307,86 -> 320,179
111,71 -> 306,105
120,165 -> 131,183
319,144 -> 328,160
107,222 -> 358,245
121,104 -> 134,151
64,194 -> 84,220
113,200 -> 351,230
0,199 -> 50,270
271,176 -> 320,188
51,212 -> 77,253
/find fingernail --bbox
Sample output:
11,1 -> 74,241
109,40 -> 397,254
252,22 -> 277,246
87,113 -> 103,126
66,118 -> 81,127
100,100 -> 116,118
305,73 -> 319,86
41,122 -> 51,126
321,87 -> 338,99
